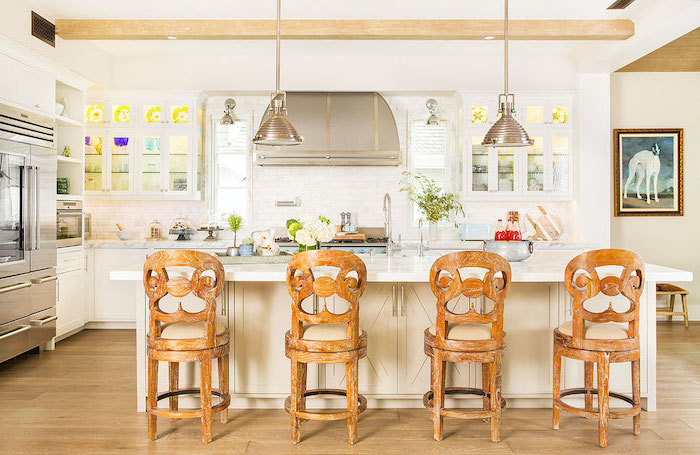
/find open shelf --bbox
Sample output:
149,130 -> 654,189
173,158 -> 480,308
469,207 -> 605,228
57,194 -> 83,201
57,155 -> 82,164
56,115 -> 82,127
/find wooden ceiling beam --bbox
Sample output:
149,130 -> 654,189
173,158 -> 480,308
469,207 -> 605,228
55,19 -> 634,41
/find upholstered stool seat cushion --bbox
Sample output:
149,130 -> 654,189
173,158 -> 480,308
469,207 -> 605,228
160,321 -> 227,340
557,321 -> 628,340
302,323 -> 354,341
428,323 -> 492,341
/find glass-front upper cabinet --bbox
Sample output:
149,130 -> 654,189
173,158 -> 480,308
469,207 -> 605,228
464,94 -> 573,199
166,133 -> 191,193
140,133 -> 163,194
108,135 -> 133,193
84,133 -> 104,191
110,103 -> 134,126
140,101 -> 193,126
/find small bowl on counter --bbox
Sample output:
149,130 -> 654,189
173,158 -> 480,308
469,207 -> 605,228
115,230 -> 134,241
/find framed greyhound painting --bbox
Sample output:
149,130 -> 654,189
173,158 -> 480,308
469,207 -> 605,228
614,128 -> 683,216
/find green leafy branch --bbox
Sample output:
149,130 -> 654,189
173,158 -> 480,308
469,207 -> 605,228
226,213 -> 243,246
400,171 -> 464,223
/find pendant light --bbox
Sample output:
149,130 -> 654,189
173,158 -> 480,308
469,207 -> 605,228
253,0 -> 303,146
482,0 -> 533,147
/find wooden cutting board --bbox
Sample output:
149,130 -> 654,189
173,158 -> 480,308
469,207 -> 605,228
334,233 -> 366,241
525,206 -> 562,241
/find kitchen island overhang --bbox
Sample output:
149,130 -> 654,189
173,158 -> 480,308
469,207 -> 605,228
110,251 -> 692,412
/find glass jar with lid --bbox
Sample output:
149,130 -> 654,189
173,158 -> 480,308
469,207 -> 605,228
148,219 -> 164,240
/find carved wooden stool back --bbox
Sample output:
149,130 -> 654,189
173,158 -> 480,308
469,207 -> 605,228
143,250 -> 230,443
554,249 -> 644,447
284,250 -> 368,444
424,251 -> 511,443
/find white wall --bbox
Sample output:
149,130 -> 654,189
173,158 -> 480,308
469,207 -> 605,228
0,0 -> 111,86
610,72 -> 700,320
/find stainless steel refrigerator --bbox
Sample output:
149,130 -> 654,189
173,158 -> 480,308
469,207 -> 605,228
0,105 -> 57,363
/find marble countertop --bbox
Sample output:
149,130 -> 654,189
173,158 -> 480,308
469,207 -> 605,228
86,238 -> 233,249
110,250 -> 693,284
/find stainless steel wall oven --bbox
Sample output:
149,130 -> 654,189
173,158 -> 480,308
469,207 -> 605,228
56,201 -> 83,248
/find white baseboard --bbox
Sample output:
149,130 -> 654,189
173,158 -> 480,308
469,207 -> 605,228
85,321 -> 136,329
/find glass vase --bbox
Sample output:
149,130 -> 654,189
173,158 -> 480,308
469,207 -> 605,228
428,222 -> 439,241
298,242 -> 321,252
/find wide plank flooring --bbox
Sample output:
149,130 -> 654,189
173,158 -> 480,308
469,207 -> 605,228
0,323 -> 698,454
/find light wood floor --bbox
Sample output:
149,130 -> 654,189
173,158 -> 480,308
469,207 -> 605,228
0,323 -> 698,454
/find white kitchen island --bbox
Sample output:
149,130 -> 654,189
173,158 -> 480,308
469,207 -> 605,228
110,251 -> 692,412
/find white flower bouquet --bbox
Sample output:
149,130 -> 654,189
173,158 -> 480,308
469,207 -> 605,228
286,216 -> 335,251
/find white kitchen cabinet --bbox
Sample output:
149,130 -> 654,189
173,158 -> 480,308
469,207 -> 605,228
325,283 -> 399,395
232,282 -> 319,394
56,249 -> 87,338
91,248 -> 148,322
85,92 -> 202,200
85,129 -> 198,199
0,52 -> 54,117
464,94 -> 574,200
56,269 -> 86,338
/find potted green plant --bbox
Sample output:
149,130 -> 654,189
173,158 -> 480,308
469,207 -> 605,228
226,213 -> 243,256
239,237 -> 255,257
400,171 -> 464,240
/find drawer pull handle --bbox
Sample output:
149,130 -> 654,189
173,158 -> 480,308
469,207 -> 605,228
0,281 -> 31,294
0,325 -> 30,340
30,315 -> 58,326
31,275 -> 58,284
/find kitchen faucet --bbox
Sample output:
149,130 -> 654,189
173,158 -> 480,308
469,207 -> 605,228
383,193 -> 393,257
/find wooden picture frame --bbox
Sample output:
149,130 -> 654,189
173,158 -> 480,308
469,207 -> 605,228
613,128 -> 683,216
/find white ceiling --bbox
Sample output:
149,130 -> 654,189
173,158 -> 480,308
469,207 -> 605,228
33,0 -> 658,20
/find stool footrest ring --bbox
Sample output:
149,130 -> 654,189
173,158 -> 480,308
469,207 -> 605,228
150,388 -> 230,420
423,387 -> 506,410
555,388 -> 641,419
284,388 -> 367,421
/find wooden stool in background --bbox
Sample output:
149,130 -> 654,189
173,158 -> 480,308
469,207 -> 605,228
553,249 -> 643,448
423,251 -> 511,443
144,250 -> 230,443
656,283 -> 689,328
284,250 -> 368,444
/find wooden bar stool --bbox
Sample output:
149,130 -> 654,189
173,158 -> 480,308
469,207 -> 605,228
143,250 -> 230,443
656,283 -> 689,328
284,250 -> 368,444
423,251 -> 511,443
553,249 -> 643,448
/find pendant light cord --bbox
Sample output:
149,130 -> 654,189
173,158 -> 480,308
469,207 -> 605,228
504,0 -> 509,97
276,0 -> 281,94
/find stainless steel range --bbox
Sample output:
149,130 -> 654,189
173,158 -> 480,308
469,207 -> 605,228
0,105 -> 57,363
275,237 -> 389,255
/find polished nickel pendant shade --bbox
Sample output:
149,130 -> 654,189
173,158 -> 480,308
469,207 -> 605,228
253,0 -> 302,146
482,0 -> 533,148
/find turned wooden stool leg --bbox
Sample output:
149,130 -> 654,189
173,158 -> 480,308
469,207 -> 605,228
597,354 -> 610,448
632,358 -> 641,435
169,362 -> 179,412
199,354 -> 213,443
432,351 -> 446,441
299,363 -> 308,411
552,351 -> 561,430
346,356 -> 359,444
290,353 -> 301,444
218,354 -> 229,424
482,362 -> 491,413
147,358 -> 158,440
584,361 -> 594,412
490,354 -> 502,443
681,294 -> 689,328
668,294 -> 676,322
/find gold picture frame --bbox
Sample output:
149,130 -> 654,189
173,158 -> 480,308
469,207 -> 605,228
613,128 -> 683,216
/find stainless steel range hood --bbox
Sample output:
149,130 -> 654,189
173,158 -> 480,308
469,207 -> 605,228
254,92 -> 401,166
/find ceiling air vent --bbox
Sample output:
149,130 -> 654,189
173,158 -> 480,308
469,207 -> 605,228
31,11 -> 55,47
607,0 -> 636,9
